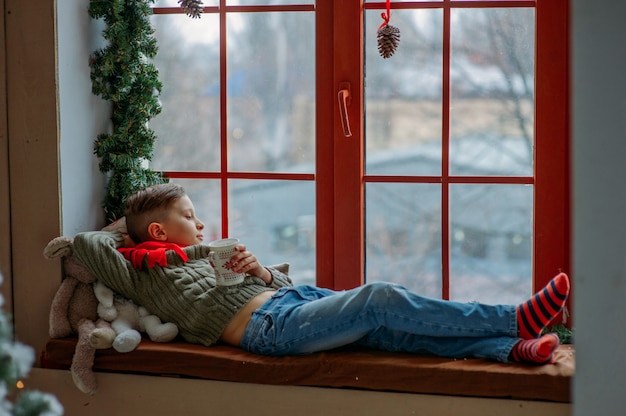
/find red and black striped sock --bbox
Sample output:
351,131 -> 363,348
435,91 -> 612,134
510,333 -> 560,365
517,273 -> 570,340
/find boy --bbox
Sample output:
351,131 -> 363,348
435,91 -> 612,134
73,183 -> 570,365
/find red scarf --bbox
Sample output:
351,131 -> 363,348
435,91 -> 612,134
118,241 -> 189,270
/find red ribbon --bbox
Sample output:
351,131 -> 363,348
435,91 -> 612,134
378,0 -> 392,30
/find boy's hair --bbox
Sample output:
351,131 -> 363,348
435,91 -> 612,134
124,183 -> 187,244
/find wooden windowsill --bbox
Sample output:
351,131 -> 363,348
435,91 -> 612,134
41,337 -> 574,403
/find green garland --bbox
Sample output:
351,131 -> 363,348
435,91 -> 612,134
89,0 -> 167,223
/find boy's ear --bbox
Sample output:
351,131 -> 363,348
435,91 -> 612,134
147,222 -> 168,241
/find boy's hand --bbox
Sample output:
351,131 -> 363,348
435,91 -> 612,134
230,244 -> 272,284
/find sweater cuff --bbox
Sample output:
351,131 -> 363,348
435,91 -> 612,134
265,265 -> 293,289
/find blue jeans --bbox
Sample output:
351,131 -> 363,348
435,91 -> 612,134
240,282 -> 520,362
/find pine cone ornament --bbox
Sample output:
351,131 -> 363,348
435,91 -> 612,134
178,0 -> 204,19
377,24 -> 400,59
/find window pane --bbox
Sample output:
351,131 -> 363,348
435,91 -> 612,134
168,179 -> 223,241
227,12 -> 315,173
450,184 -> 533,305
365,9 -> 443,176
365,183 -> 442,299
229,179 -> 315,286
150,14 -> 221,172
450,8 -> 535,176
154,0 -> 216,7
229,0 -> 313,5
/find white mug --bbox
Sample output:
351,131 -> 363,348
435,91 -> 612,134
208,238 -> 246,286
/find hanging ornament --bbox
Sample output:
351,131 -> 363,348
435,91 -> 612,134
178,0 -> 204,19
377,0 -> 400,59
377,25 -> 400,59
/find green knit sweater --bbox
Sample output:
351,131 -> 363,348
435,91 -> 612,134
73,231 -> 293,346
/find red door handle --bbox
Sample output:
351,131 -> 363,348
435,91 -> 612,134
338,83 -> 353,138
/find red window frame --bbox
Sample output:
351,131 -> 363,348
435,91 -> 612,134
154,0 -> 570,306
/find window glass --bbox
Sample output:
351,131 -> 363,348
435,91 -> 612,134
365,9 -> 443,176
230,0 -> 313,4
154,0 -> 217,7
450,184 -> 533,304
229,179 -> 316,286
450,8 -> 535,176
169,178 -> 223,241
226,12 -> 315,173
151,13 -> 221,172
365,183 -> 442,299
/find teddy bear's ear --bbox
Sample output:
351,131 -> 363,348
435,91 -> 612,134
102,217 -> 127,233
101,216 -> 135,248
43,236 -> 74,260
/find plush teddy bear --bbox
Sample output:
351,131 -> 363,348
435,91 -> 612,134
96,217 -> 179,352
45,236 -> 117,395
94,280 -> 179,353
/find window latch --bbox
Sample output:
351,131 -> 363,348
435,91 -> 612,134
338,82 -> 353,137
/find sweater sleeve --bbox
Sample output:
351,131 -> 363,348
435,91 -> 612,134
73,231 -> 139,298
265,263 -> 293,289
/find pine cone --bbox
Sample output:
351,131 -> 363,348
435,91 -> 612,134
178,0 -> 204,19
377,24 -> 400,59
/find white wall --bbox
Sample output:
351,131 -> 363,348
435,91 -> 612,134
572,1 -> 626,415
57,0 -> 109,235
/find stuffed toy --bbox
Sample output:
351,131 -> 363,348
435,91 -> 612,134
98,217 -> 179,351
94,280 -> 179,353
46,230 -> 180,393
45,236 -> 117,395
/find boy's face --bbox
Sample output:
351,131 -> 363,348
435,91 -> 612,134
154,195 -> 205,246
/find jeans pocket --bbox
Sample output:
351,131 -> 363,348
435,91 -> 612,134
251,314 -> 289,355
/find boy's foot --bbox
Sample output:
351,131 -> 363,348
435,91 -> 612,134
517,272 -> 570,339
510,333 -> 560,365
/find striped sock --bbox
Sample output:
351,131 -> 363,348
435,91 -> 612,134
510,333 -> 560,365
517,273 -> 570,340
